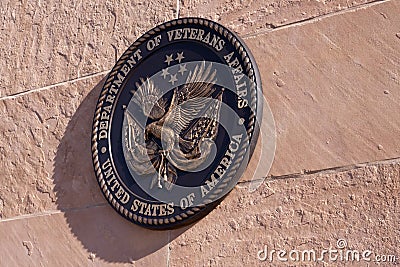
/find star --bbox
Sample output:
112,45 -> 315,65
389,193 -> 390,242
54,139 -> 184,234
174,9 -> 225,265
169,74 -> 177,85
161,68 -> 169,79
165,54 -> 174,65
175,52 -> 185,63
178,64 -> 187,76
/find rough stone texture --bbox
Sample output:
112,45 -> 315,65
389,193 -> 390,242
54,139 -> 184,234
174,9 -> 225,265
0,75 -> 106,219
0,0 -> 381,98
1,1 -> 398,221
0,0 -> 399,266
170,160 -> 400,266
242,0 -> 400,177
0,205 -> 169,266
0,75 -> 170,265
0,0 -> 176,97
180,0 -> 375,36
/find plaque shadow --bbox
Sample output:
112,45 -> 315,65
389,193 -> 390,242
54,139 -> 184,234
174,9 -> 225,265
53,76 -> 190,263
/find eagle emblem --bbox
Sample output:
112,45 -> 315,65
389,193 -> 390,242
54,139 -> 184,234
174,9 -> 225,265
122,62 -> 224,190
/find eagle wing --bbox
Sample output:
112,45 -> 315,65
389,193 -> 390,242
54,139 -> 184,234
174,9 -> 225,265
163,62 -> 218,138
166,90 -> 223,170
163,62 -> 224,171
123,62 -> 224,188
181,90 -> 223,155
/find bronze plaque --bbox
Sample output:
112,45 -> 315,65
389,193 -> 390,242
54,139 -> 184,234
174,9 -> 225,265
92,18 -> 263,229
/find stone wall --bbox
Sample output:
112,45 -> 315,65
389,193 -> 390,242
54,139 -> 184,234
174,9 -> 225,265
0,0 -> 399,266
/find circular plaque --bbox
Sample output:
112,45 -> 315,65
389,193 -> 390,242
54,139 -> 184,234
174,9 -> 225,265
92,17 -> 262,229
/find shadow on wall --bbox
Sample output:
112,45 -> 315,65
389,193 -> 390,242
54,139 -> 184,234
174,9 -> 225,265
53,76 -> 189,263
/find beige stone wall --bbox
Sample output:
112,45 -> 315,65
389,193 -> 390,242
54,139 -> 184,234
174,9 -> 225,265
0,0 -> 399,266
